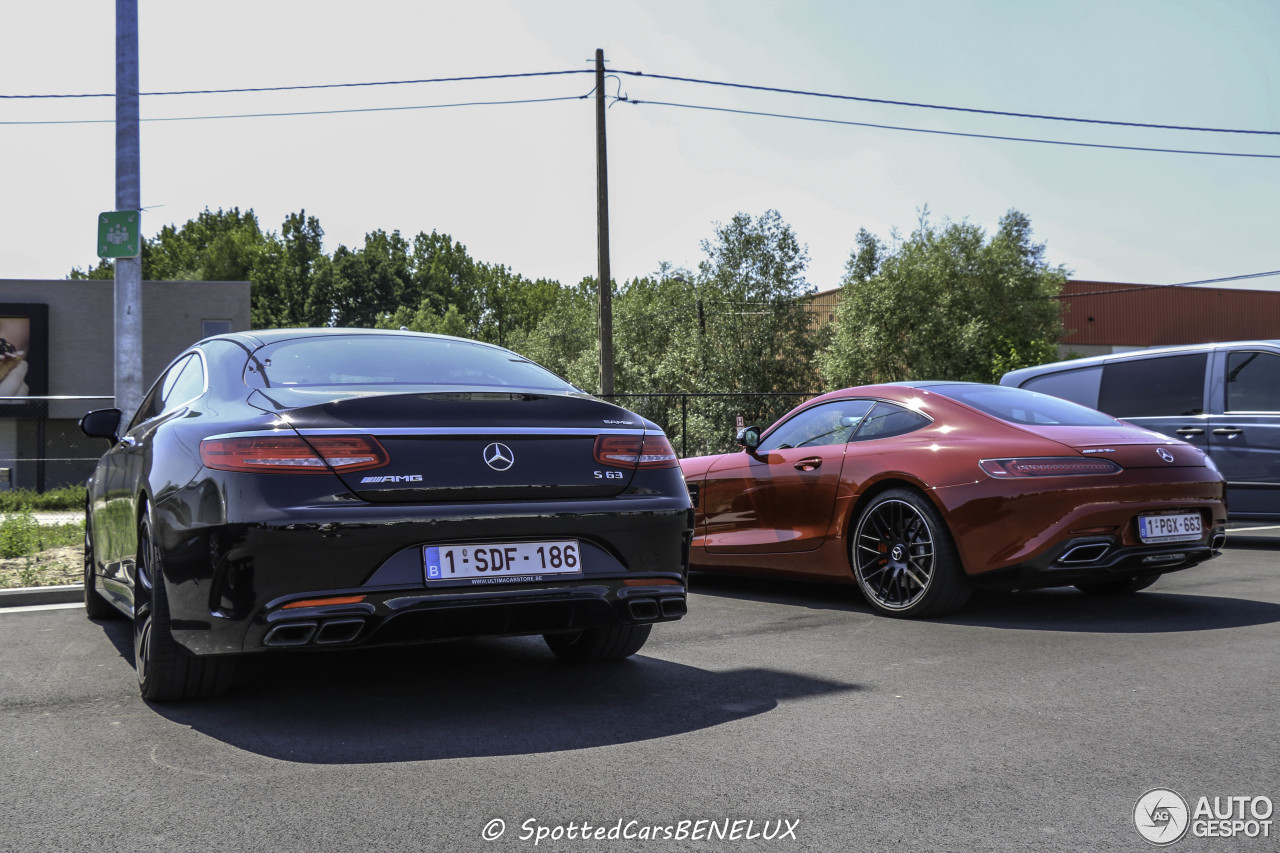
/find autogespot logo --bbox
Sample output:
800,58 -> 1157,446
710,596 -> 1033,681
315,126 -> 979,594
483,442 -> 515,471
1135,789 -> 1190,845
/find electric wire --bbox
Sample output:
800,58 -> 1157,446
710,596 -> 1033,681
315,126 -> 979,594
0,69 -> 592,99
613,70 -> 1280,136
0,94 -> 588,125
626,98 -> 1280,160
4,65 -> 1275,138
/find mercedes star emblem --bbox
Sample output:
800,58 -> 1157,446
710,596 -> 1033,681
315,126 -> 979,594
483,442 -> 515,471
1157,447 -> 1176,463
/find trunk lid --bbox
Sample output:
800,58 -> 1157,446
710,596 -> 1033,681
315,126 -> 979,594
1025,424 -> 1208,468
249,387 -> 651,501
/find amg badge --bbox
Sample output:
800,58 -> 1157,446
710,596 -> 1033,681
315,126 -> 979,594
360,474 -> 424,483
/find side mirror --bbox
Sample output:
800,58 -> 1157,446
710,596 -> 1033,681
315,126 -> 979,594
735,425 -> 761,451
80,408 -> 123,442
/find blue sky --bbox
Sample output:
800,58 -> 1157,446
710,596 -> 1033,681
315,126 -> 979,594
2,0 -> 1277,293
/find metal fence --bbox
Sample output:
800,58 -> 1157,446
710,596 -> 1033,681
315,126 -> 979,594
602,392 -> 817,458
0,391 -> 819,493
0,396 -> 114,491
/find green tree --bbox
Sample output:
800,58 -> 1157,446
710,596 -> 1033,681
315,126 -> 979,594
71,207 -> 270,283
820,209 -> 1066,386
253,211 -> 327,327
507,277 -> 599,389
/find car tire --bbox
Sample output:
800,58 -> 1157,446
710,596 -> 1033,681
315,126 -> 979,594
850,488 -> 971,618
83,505 -> 116,620
1075,574 -> 1161,595
135,517 -> 234,702
543,623 -> 652,662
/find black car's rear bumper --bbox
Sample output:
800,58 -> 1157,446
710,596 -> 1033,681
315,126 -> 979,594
151,478 -> 693,656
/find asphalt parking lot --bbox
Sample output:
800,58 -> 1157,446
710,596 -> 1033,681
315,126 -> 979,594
1,538 -> 1277,853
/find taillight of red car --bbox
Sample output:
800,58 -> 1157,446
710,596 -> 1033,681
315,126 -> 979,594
200,435 -> 388,473
979,457 -> 1122,478
593,434 -> 679,469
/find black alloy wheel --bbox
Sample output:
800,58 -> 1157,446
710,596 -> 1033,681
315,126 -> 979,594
134,516 -> 234,701
851,488 -> 971,618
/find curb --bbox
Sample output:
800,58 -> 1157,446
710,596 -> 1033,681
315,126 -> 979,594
0,585 -> 84,608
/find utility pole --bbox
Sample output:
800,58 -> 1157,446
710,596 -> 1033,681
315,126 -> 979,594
114,0 -> 143,418
594,48 -> 614,398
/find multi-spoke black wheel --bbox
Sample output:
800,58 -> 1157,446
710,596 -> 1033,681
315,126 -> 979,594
135,515 -> 234,701
851,489 -> 970,618
83,503 -> 116,620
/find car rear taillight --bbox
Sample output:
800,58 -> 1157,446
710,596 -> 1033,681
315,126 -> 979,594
593,434 -> 679,469
979,457 -> 1122,478
200,436 -> 388,473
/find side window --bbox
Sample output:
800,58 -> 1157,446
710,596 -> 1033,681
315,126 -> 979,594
1097,354 -> 1206,417
128,354 -> 200,430
161,353 -> 205,414
1020,366 -> 1102,409
1226,351 -> 1280,412
758,399 -> 875,452
851,402 -> 931,441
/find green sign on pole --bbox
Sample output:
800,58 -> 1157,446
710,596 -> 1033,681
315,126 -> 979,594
97,210 -> 141,258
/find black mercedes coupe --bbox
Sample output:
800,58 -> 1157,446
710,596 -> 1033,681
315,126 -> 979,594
80,329 -> 692,701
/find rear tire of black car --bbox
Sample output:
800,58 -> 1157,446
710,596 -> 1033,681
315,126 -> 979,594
1075,574 -> 1161,595
850,488 -> 972,618
543,624 -> 652,662
135,517 -> 234,702
83,506 -> 116,620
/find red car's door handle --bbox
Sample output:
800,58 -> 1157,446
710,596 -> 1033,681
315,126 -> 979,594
1212,427 -> 1243,436
1175,427 -> 1204,437
794,457 -> 822,472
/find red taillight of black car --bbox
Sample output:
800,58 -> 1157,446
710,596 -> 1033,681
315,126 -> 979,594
200,435 -> 388,473
978,457 -> 1122,478
593,434 -> 680,469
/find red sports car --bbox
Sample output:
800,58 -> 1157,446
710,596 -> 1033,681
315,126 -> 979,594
679,382 -> 1227,618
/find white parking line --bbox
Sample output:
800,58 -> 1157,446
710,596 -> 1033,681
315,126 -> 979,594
0,602 -> 82,614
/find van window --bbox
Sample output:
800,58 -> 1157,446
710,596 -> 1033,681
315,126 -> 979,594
1097,354 -> 1206,417
1227,351 -> 1280,412
1020,366 -> 1101,409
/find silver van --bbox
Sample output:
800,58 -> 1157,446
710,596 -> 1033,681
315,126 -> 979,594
1001,341 -> 1280,520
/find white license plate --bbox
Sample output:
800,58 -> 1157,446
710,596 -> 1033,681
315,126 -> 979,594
424,540 -> 582,583
1137,513 -> 1203,544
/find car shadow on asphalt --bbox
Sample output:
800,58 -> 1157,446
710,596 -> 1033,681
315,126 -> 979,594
94,619 -> 860,763
688,572 -> 1280,634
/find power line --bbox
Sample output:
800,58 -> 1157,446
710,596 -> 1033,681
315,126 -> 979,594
0,94 -> 588,126
0,69 -> 591,99
625,98 -> 1280,160
5,64 -> 1275,139
614,70 -> 1280,136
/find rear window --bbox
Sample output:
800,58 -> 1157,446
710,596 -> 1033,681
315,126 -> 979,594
931,384 -> 1118,426
248,334 -> 576,391
1020,366 -> 1101,409
1226,351 -> 1280,412
1098,354 -> 1206,417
